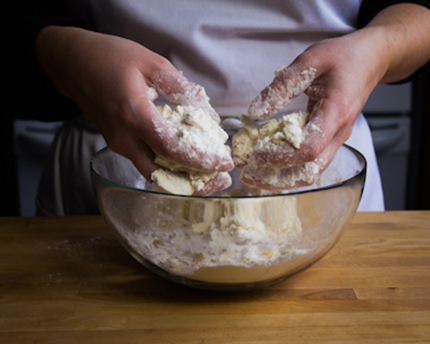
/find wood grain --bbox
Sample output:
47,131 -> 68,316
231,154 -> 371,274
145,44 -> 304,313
0,212 -> 429,343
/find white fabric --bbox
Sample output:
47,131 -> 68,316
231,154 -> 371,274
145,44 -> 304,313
88,0 -> 361,115
41,0 -> 384,214
346,114 -> 384,211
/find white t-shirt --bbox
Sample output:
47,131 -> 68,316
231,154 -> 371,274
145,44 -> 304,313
85,0 -> 361,115
74,0 -> 384,211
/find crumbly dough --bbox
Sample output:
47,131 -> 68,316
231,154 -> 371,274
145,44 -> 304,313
151,104 -> 232,195
232,111 -> 309,167
231,111 -> 324,189
119,191 -> 305,281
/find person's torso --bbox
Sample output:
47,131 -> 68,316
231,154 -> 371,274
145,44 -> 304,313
70,0 -> 361,115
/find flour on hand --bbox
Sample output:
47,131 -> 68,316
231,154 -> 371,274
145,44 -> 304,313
151,104 -> 232,195
233,111 -> 309,165
232,111 -> 322,189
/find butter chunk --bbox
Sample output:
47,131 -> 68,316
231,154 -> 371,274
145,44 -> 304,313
151,169 -> 194,195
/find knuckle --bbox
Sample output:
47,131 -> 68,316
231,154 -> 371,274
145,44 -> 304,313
303,144 -> 322,162
152,55 -> 174,73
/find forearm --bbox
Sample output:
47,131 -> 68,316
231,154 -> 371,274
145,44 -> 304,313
35,26 -> 87,100
362,3 -> 430,84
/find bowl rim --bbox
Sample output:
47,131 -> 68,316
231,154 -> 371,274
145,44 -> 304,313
90,144 -> 366,200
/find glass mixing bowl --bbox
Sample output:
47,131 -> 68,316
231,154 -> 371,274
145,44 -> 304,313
91,145 -> 365,291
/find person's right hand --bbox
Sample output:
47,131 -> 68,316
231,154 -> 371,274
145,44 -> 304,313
35,26 -> 234,192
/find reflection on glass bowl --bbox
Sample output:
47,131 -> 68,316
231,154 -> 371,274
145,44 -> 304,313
91,145 -> 365,291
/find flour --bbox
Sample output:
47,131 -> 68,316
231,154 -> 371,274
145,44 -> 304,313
274,65 -> 289,76
147,86 -> 159,101
109,192 -> 305,279
169,83 -> 211,108
151,104 -> 232,195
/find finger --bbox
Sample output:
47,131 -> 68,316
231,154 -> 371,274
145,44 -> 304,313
248,99 -> 325,169
149,68 -> 221,123
240,136 -> 343,191
248,63 -> 317,119
131,96 -> 234,172
192,172 -> 232,196
305,84 -> 325,112
110,135 -> 159,182
250,89 -> 355,169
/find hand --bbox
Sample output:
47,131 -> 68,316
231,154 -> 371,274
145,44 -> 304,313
36,26 -> 234,194
244,32 -> 380,189
243,3 -> 430,190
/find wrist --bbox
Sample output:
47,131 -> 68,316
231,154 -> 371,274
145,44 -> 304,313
363,3 -> 430,84
340,26 -> 391,89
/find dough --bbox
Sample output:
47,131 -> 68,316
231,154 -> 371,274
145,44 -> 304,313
231,111 -> 324,189
151,104 -> 232,195
232,111 -> 309,167
119,190 -> 305,281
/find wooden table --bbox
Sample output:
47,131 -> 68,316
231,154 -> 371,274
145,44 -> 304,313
1,212 -> 429,343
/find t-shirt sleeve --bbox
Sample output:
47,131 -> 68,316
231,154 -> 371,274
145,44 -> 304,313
1,1 -> 95,121
358,0 -> 430,83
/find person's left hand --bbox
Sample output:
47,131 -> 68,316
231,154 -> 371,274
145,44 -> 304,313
241,29 -> 386,190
